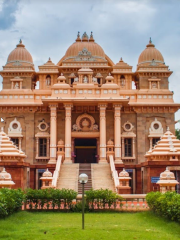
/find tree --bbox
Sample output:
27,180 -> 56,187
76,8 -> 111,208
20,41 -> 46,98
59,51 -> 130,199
175,129 -> 180,140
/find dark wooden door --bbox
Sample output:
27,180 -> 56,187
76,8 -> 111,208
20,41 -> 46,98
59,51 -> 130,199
75,148 -> 96,163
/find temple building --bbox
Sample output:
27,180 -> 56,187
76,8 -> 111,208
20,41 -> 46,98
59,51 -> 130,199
0,32 -> 179,193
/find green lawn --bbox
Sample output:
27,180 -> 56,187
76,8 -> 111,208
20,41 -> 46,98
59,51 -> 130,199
0,211 -> 180,240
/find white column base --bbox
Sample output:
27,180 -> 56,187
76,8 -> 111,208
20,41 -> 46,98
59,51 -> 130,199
114,159 -> 123,164
99,159 -> 108,164
63,159 -> 73,164
48,159 -> 57,164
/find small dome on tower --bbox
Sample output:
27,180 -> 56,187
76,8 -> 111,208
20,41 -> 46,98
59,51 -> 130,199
160,167 -> 175,180
138,38 -> 164,65
42,169 -> 52,178
0,168 -> 12,180
6,39 -> 33,65
58,139 -> 64,145
107,139 -> 114,145
119,168 -> 130,178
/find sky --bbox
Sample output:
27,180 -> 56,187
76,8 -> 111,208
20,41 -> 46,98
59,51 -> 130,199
0,0 -> 180,125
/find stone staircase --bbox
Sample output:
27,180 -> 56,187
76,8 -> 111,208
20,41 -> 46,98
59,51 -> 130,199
56,162 -> 115,194
91,163 -> 115,191
56,163 -> 79,191
78,163 -> 92,194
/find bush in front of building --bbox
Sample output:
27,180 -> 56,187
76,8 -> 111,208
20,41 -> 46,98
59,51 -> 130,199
146,191 -> 180,222
0,188 -> 24,218
85,188 -> 123,210
25,188 -> 77,210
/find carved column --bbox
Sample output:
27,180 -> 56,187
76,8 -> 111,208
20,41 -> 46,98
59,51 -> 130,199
99,104 -> 107,163
64,103 -> 73,163
149,137 -> 152,150
96,138 -> 100,162
113,104 -> 123,164
48,103 -> 58,164
122,138 -> 124,158
19,138 -> 22,150
36,137 -> 39,158
47,138 -> 50,158
133,138 -> 135,158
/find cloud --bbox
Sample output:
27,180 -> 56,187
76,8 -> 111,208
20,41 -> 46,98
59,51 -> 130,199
0,0 -> 180,123
0,0 -> 20,30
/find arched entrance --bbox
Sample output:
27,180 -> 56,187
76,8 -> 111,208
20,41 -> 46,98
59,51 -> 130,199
74,138 -> 97,163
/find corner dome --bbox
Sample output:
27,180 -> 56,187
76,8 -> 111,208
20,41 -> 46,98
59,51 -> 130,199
63,32 -> 106,61
138,38 -> 164,65
7,40 -> 33,65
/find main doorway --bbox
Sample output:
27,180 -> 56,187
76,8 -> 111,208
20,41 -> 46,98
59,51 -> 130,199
74,138 -> 97,163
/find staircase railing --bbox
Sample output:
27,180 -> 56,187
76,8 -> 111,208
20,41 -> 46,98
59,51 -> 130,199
52,155 -> 62,188
109,155 -> 119,192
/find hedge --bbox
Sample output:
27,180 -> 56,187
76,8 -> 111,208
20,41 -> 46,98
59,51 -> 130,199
0,188 -> 24,218
25,188 -> 77,209
146,191 -> 180,222
85,188 -> 123,209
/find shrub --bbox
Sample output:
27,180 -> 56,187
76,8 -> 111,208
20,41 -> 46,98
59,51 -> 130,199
85,188 -> 123,210
0,188 -> 24,218
146,191 -> 180,222
25,188 -> 77,210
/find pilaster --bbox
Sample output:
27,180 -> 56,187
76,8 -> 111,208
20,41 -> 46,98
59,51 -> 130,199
113,104 -> 123,164
64,103 -> 73,164
48,103 -> 58,164
98,104 -> 107,163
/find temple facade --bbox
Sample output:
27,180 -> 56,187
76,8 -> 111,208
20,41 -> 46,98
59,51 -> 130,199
0,32 -> 180,193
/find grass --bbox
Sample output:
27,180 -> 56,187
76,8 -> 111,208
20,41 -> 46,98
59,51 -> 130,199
0,211 -> 180,240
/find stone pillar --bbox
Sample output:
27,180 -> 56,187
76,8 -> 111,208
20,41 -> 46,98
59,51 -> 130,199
133,138 -> 135,158
149,137 -> 152,150
36,137 -> 39,158
96,138 -> 100,162
48,104 -> 58,164
64,103 -> 73,164
122,138 -> 124,158
19,138 -> 22,150
47,138 -> 50,158
99,104 -> 107,163
113,104 -> 123,164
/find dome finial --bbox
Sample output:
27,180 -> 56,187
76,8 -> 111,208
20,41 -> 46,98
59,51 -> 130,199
82,32 -> 89,42
76,31 -> 81,42
149,37 -> 152,43
89,31 -> 95,42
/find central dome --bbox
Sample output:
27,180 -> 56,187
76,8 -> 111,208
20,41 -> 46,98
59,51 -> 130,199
64,32 -> 106,61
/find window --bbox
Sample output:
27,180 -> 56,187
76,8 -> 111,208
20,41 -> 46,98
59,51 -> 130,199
46,75 -> 51,86
152,138 -> 160,147
97,78 -> 101,84
11,138 -> 19,148
125,138 -> 132,157
120,75 -> 125,86
71,78 -> 74,85
39,138 -> 47,157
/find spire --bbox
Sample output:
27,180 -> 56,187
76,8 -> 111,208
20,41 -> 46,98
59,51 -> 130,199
89,31 -> 95,42
76,31 -> 81,42
146,37 -> 155,48
16,39 -> 25,47
82,32 -> 89,42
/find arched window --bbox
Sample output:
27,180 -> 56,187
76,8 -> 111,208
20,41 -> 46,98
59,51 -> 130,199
46,75 -> 51,86
120,75 -> 125,87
